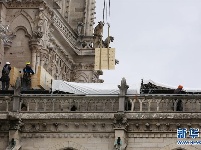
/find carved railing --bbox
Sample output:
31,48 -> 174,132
20,95 -> 119,112
0,96 -> 12,112
127,94 -> 201,112
52,13 -> 77,47
2,94 -> 201,112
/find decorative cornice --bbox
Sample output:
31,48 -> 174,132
126,113 -> 201,119
21,133 -> 115,139
52,13 -> 78,52
4,0 -> 46,9
20,113 -> 114,120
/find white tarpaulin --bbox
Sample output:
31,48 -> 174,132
52,80 -> 139,95
52,79 -> 201,95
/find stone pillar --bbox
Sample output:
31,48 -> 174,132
35,49 -> 41,74
0,39 -> 4,77
13,77 -> 21,112
113,113 -> 128,150
0,39 -> 4,89
7,112 -> 23,150
40,52 -> 45,67
118,77 -> 129,112
29,40 -> 41,73
31,48 -> 37,73
84,0 -> 95,36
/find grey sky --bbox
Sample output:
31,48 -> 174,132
95,0 -> 201,89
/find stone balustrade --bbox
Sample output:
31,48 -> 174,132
52,13 -> 77,47
20,95 -> 119,112
1,94 -> 201,113
127,94 -> 201,112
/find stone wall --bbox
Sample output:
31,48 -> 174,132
0,135 -> 8,150
21,135 -> 115,150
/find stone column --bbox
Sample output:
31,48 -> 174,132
35,49 -> 41,74
30,48 -> 37,73
113,113 -> 128,150
0,39 -> 4,89
12,77 -> 21,112
7,112 -> 23,150
40,52 -> 45,67
29,40 -> 41,73
118,77 -> 129,112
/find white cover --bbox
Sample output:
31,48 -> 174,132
52,80 -> 201,95
52,80 -> 139,95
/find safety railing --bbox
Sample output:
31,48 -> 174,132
127,94 -> 201,112
20,95 -> 119,112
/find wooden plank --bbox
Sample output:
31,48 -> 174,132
10,67 -> 21,86
31,66 -> 54,90
94,48 -> 115,70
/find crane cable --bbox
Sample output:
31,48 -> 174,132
102,0 -> 111,69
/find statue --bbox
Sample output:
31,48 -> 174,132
77,22 -> 84,36
102,36 -> 114,48
94,21 -> 104,37
93,21 -> 104,48
14,77 -> 21,96
34,8 -> 45,39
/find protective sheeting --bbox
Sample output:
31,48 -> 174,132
51,79 -> 201,95
143,79 -> 201,93
143,79 -> 176,89
52,80 -> 139,95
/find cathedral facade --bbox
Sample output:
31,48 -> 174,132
0,0 -> 103,84
0,1 -> 200,150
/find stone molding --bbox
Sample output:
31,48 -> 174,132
4,0 -> 46,9
21,121 -> 113,133
48,141 -> 89,150
52,13 -> 77,49
21,133 -> 115,139
126,112 -> 201,119
20,113 -> 115,119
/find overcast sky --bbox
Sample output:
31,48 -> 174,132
95,0 -> 201,89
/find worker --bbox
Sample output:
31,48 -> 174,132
1,62 -> 11,90
174,85 -> 183,111
22,62 -> 34,90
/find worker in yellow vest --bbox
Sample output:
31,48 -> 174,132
22,62 -> 34,90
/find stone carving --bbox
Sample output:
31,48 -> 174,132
5,0 -> 46,8
34,8 -> 45,39
52,14 -> 77,46
93,21 -> 104,48
118,78 -> 129,95
14,77 -> 21,95
113,113 -> 129,129
0,23 -> 15,45
33,30 -> 43,39
77,22 -> 84,36
53,123 -> 59,130
8,112 -> 24,131
94,21 -> 104,37
64,1 -> 70,20
102,36 -> 114,48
